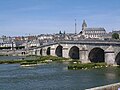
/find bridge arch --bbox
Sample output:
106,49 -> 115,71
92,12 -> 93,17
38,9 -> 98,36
88,47 -> 105,63
55,45 -> 63,57
115,52 -> 120,65
69,46 -> 79,59
40,49 -> 42,55
46,47 -> 51,55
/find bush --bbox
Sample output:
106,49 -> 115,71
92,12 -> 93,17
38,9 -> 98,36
37,55 -> 69,62
68,63 -> 107,70
112,33 -> 119,39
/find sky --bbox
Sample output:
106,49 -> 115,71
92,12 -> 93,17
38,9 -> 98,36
0,0 -> 120,36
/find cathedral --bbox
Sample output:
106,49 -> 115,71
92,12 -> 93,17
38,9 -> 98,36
81,20 -> 106,39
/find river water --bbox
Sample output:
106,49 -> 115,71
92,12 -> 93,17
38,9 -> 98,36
0,56 -> 36,60
0,62 -> 120,90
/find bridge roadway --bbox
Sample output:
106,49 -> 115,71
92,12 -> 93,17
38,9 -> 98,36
38,40 -> 120,47
32,40 -> 120,65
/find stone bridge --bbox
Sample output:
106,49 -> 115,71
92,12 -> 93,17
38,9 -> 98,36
32,40 -> 120,65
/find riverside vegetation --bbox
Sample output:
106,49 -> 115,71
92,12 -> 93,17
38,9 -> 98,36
0,55 -> 110,69
0,55 -> 69,65
68,62 -> 107,70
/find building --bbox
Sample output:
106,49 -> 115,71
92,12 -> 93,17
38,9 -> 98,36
38,34 -> 53,40
0,36 -> 16,50
0,41 -> 16,50
81,20 -> 106,39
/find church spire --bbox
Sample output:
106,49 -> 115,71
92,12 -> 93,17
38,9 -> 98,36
82,20 -> 87,30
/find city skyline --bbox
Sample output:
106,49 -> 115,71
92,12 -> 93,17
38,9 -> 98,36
0,0 -> 120,36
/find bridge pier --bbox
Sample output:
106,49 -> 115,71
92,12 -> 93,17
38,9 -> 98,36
63,47 -> 69,58
50,47 -> 56,56
32,49 -> 37,55
80,49 -> 90,63
105,46 -> 116,65
36,49 -> 40,56
42,48 -> 47,56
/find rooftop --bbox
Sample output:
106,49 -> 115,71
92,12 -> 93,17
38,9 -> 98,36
84,28 -> 105,31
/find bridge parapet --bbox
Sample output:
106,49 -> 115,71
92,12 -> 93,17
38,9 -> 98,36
36,40 -> 120,49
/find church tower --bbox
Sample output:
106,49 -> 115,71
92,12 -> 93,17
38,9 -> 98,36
82,20 -> 87,31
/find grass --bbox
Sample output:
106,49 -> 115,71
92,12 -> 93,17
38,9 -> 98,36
20,62 -> 37,65
0,55 -> 69,65
68,63 -> 107,70
0,55 -> 108,69
36,55 -> 69,62
0,54 -> 9,56
0,60 -> 23,64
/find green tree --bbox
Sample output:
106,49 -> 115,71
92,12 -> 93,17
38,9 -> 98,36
112,33 -> 119,39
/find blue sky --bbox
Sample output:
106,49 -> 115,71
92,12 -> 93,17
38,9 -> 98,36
0,0 -> 120,36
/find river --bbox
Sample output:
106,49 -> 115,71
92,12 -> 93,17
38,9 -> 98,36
0,62 -> 120,90
0,56 -> 36,60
